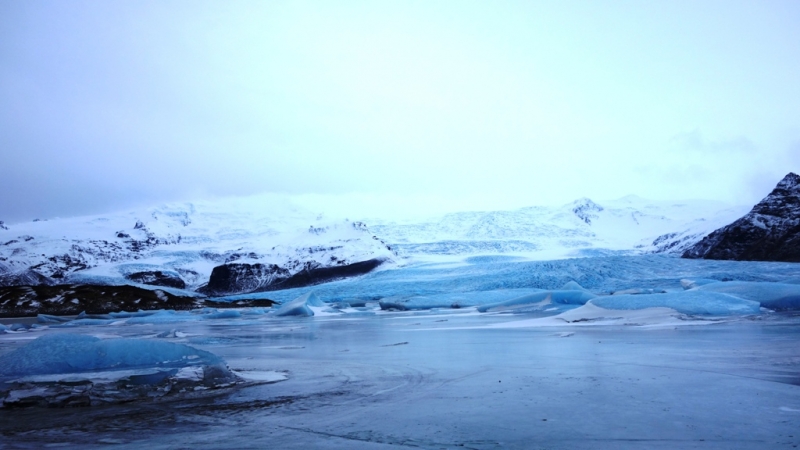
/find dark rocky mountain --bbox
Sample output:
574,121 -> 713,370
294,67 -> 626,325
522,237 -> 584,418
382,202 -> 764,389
198,258 -> 386,297
198,263 -> 291,297
683,172 -> 800,262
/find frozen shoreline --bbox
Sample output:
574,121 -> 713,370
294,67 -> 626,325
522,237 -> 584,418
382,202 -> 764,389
1,310 -> 799,449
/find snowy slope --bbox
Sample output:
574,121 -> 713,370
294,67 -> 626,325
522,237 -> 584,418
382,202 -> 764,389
0,193 -> 748,291
0,195 -> 396,290
369,196 -> 748,260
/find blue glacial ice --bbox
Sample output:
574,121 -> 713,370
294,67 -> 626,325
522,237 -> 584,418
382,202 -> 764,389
37,314 -> 72,324
0,333 -> 223,380
680,278 -> 721,289
379,288 -> 544,311
226,255 -> 800,306
477,290 -> 597,313
273,292 -> 325,317
693,281 -> 800,310
589,290 -> 762,315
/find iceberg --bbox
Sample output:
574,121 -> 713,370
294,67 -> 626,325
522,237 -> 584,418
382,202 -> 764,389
273,292 -> 325,317
378,289 -> 544,311
0,333 -> 240,408
477,290 -> 597,313
560,280 -> 593,293
200,309 -> 242,320
52,318 -> 116,327
0,334 -> 224,379
693,281 -> 800,310
589,290 -> 761,315
680,278 -> 721,290
37,314 -> 72,324
124,310 -> 199,324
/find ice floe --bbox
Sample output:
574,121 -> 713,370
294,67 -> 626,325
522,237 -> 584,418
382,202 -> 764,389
0,333 -> 241,408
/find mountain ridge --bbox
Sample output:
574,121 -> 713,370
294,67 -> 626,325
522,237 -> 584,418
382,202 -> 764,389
683,172 -> 800,262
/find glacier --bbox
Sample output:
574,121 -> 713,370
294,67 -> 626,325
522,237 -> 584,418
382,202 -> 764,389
1,254 -> 800,448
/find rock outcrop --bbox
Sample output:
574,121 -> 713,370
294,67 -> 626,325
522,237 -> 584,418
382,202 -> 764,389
0,284 -> 200,317
256,258 -> 386,292
683,173 -> 800,262
199,258 -> 386,297
125,270 -> 186,289
198,263 -> 291,297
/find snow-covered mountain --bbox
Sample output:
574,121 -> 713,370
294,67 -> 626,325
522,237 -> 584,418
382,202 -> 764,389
0,195 -> 396,293
369,196 -> 748,260
683,172 -> 800,262
0,193 -> 749,293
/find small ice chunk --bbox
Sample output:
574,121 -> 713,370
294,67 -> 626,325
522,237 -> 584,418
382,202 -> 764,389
478,290 -> 597,313
52,318 -> 115,327
680,278 -> 721,290
380,289 -> 544,311
231,370 -> 288,383
273,292 -> 324,317
202,310 -> 241,320
611,288 -> 666,295
125,310 -> 196,324
560,281 -> 591,293
37,314 -> 72,324
174,366 -> 204,382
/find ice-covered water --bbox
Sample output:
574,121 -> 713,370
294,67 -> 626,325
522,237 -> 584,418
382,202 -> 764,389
1,255 -> 800,448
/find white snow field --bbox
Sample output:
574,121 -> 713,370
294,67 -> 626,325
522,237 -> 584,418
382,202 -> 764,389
0,194 -> 747,292
368,196 -> 749,260
0,194 -> 396,290
1,255 -> 800,448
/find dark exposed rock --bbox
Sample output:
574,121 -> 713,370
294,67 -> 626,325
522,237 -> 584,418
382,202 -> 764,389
0,221 -> 8,230
256,258 -> 386,292
0,284 -> 200,317
125,270 -> 186,289
204,298 -> 276,308
683,173 -> 800,262
198,258 -> 386,297
571,198 -> 604,225
0,268 -> 54,287
198,263 -> 290,297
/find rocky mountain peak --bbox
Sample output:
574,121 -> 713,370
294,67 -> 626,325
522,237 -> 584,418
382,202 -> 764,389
571,198 -> 604,224
683,172 -> 800,262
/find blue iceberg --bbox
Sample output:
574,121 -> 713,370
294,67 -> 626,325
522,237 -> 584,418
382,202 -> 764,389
693,281 -> 800,311
477,290 -> 597,313
273,292 -> 324,317
380,289 -> 544,311
0,333 -> 224,380
589,290 -> 761,315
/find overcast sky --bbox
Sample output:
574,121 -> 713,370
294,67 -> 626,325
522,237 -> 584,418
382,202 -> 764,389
2,0 -> 799,223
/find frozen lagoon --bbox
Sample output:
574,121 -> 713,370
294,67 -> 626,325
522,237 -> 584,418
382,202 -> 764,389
1,255 -> 800,449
